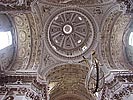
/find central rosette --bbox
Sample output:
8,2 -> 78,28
46,9 -> 94,58
63,24 -> 73,34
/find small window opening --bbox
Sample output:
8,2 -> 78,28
0,31 -> 12,50
129,32 -> 133,46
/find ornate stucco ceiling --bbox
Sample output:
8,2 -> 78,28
44,8 -> 97,60
46,64 -> 95,100
0,0 -> 133,100
0,13 -> 41,71
44,0 -> 114,5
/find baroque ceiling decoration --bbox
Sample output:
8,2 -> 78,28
46,64 -> 96,100
101,71 -> 133,100
0,72 -> 48,100
32,1 -> 133,99
44,0 -> 114,6
101,7 -> 121,69
0,0 -> 34,12
116,0 -> 133,13
10,13 -> 32,70
110,14 -> 130,69
44,7 -> 98,60
0,0 -> 133,100
100,5 -> 131,70
9,13 -> 40,71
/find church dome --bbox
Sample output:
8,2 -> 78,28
44,7 -> 98,60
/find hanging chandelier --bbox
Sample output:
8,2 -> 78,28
79,51 -> 105,93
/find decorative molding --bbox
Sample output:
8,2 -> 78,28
117,0 -> 133,13
44,7 -> 98,61
45,64 -> 96,100
32,79 -> 48,100
11,13 -> 34,70
100,4 -> 130,69
110,14 -> 130,69
0,0 -> 34,12
101,71 -> 133,100
101,7 -> 121,69
43,0 -> 114,7
0,73 -> 48,100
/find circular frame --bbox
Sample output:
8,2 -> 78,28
44,7 -> 98,60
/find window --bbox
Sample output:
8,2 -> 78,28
0,31 -> 12,50
129,32 -> 133,46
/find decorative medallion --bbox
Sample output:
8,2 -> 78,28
14,16 -> 24,27
45,8 -> 97,60
18,47 -> 26,58
19,30 -> 26,42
